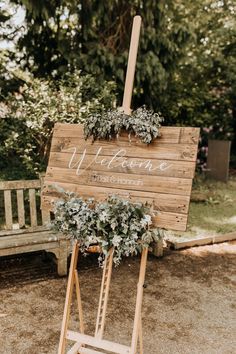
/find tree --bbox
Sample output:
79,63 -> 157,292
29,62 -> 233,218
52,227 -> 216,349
3,0 -> 236,163
9,1 -> 193,109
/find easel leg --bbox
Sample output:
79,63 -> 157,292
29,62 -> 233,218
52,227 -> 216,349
130,247 -> 148,354
74,269 -> 85,334
138,313 -> 143,354
58,241 -> 79,354
95,248 -> 114,339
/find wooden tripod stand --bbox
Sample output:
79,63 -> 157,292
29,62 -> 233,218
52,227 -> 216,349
58,242 -> 148,354
57,15 -> 146,354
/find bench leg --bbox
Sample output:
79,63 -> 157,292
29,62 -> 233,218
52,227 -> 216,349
57,240 -> 70,276
152,239 -> 163,257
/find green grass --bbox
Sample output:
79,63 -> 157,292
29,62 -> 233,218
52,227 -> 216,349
173,176 -> 236,240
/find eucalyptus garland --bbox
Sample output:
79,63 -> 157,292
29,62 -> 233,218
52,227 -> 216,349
52,193 -> 163,266
84,106 -> 164,144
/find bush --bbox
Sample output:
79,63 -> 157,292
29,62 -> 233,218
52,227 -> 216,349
1,71 -> 116,179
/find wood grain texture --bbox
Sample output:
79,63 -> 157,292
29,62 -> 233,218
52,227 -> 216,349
49,152 -> 196,179
51,138 -> 198,162
45,167 -> 192,196
4,190 -> 13,229
42,182 -> 190,214
16,189 -> 25,228
0,179 -> 41,190
53,124 -> 199,145
42,196 -> 188,231
29,189 -> 37,227
43,124 -> 200,231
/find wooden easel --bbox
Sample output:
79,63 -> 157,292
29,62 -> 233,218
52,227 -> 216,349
58,16 -> 147,354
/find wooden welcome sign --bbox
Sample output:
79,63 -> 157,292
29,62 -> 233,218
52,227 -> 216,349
42,124 -> 199,231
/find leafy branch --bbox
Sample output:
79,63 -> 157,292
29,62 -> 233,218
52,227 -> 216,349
84,106 -> 164,144
52,193 -> 164,266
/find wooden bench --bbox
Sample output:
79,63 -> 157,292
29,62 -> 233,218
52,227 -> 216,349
0,179 -> 70,276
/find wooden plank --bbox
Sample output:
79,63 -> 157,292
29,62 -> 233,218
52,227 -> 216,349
41,208 -> 51,225
0,180 -> 41,190
0,231 -> 59,249
45,167 -> 193,196
66,331 -> 130,354
58,243 -> 79,354
95,248 -> 114,339
42,182 -> 190,214
4,190 -> 13,229
122,15 -> 142,114
43,197 -> 187,231
77,348 -> 105,354
130,248 -> 148,354
0,225 -> 49,237
0,242 -> 60,257
153,212 -> 188,231
179,127 -> 200,145
50,138 -> 198,162
67,342 -> 82,354
53,124 -> 200,145
16,189 -> 25,228
49,151 -> 196,179
29,189 -> 37,227
168,231 -> 236,250
41,196 -> 188,231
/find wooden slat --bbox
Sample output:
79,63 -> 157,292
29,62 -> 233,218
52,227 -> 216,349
153,212 -> 188,231
67,342 -> 82,354
0,179 -> 41,191
66,331 -> 130,354
169,231 -> 236,249
29,189 -> 37,227
53,124 -> 200,145
45,167 -> 192,196
4,190 -> 13,229
51,138 -> 198,162
42,197 -> 188,231
0,231 -> 58,250
179,127 -> 200,144
48,151 -> 196,179
16,189 -> 25,228
77,348 -> 105,354
42,182 -> 190,214
0,225 -> 49,237
41,208 -> 51,225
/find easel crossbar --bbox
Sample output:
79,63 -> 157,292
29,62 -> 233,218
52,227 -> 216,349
66,330 -> 130,354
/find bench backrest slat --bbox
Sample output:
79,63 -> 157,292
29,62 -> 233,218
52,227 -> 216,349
16,189 -> 25,228
4,190 -> 13,229
0,179 -> 50,231
0,180 -> 41,190
29,188 -> 37,227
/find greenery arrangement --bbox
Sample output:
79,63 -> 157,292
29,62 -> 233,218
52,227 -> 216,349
52,193 -> 163,266
84,106 -> 164,144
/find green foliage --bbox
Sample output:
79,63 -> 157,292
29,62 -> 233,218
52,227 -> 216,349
84,106 -> 163,144
52,193 -> 163,266
2,71 -> 116,177
2,0 -> 236,171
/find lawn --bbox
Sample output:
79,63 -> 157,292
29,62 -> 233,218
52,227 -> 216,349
169,176 -> 236,241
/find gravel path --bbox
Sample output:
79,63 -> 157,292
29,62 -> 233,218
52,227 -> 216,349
0,241 -> 236,354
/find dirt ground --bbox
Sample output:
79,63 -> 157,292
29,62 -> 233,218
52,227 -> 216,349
0,241 -> 236,354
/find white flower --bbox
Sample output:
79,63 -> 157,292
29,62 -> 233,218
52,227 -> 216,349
140,214 -> 152,227
112,235 -> 122,247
